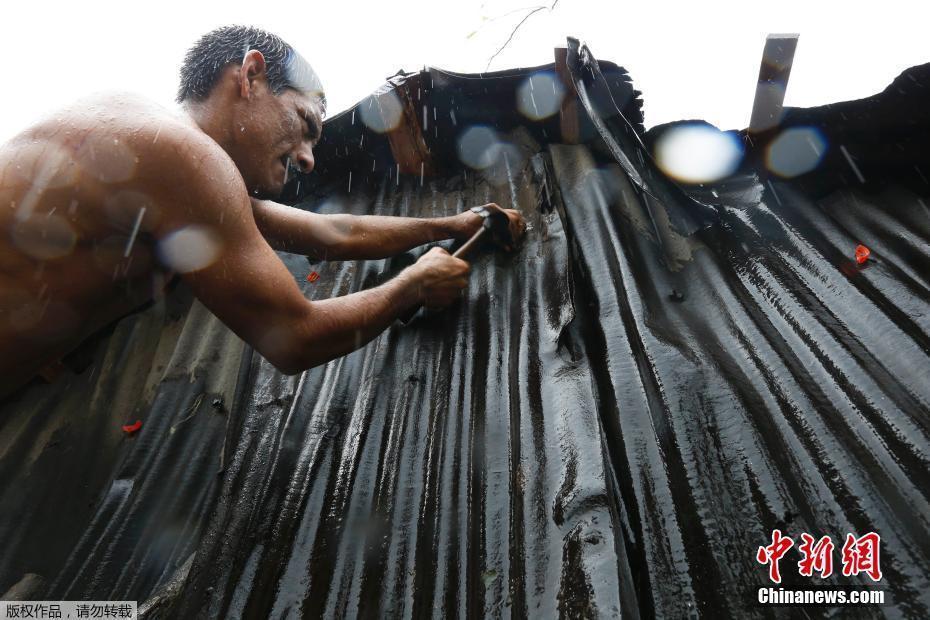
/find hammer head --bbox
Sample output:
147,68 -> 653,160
482,209 -> 516,248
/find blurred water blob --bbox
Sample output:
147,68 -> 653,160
8,141 -> 78,189
92,235 -> 131,273
457,126 -> 503,169
457,126 -> 526,185
157,225 -> 221,273
358,91 -> 403,134
104,189 -> 157,230
5,143 -> 79,223
766,126 -> 827,178
285,49 -> 325,102
75,136 -> 137,184
11,214 -> 77,260
516,72 -> 564,121
485,142 -> 526,186
654,124 -> 744,184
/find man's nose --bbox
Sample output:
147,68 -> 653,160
293,144 -> 315,174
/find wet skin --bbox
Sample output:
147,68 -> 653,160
0,51 -> 526,398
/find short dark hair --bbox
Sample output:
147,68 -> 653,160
177,25 -> 325,111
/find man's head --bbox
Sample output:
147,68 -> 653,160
178,26 -> 325,197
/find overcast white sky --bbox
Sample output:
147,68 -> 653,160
2,0 -> 928,143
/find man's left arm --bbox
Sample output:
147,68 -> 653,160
251,198 -> 523,260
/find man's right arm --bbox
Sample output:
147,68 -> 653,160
146,129 -> 469,373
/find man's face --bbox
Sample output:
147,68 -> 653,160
229,84 -> 323,198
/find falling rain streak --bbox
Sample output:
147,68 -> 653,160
840,145 -> 866,183
766,180 -> 782,205
124,207 -> 146,257
918,198 -> 930,220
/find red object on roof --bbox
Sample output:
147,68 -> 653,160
855,244 -> 871,264
306,271 -> 320,282
122,420 -> 142,434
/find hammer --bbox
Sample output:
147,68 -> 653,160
399,206 -> 515,324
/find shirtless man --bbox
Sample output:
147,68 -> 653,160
0,25 -> 525,398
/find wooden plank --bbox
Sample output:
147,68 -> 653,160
554,47 -> 580,144
748,34 -> 799,133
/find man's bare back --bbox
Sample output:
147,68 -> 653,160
0,26 -> 525,399
0,95 -> 199,393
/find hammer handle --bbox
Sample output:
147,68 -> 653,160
398,226 -> 487,324
452,226 -> 488,259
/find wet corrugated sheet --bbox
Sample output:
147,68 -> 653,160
1,39 -> 928,618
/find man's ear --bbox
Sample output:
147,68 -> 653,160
239,50 -> 267,99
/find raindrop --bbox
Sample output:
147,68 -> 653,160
124,206 -> 146,257
918,198 -> 930,219
11,214 -> 77,260
75,136 -> 137,183
457,126 -> 502,169
516,72 -> 564,121
766,180 -> 782,205
359,91 -> 403,133
839,145 -> 866,183
157,225 -> 222,273
654,123 -> 743,184
766,127 -> 827,177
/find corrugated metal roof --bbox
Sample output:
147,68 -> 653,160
1,39 -> 928,618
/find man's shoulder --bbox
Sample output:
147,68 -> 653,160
92,99 -> 247,204
17,92 -> 231,176
96,97 -> 224,163
103,104 -> 251,232
53,93 -> 225,162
